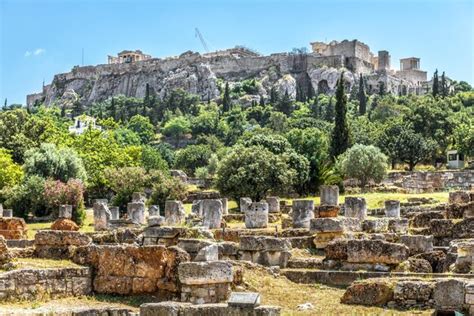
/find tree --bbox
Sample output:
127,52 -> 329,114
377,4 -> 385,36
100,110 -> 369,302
127,115 -> 155,144
23,143 -> 87,183
0,148 -> 23,191
259,95 -> 265,106
104,166 -> 148,210
330,73 -> 351,159
432,69 -> 439,97
358,74 -> 367,115
162,116 -> 191,146
337,144 -> 388,189
276,89 -> 292,115
441,71 -> 448,97
324,97 -> 334,122
141,145 -> 168,172
270,86 -> 279,104
378,81 -> 386,96
215,145 -> 295,201
396,128 -> 436,171
174,144 -> 213,176
222,82 -> 231,112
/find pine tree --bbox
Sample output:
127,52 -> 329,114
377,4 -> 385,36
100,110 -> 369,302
441,71 -> 447,97
278,89 -> 292,115
222,82 -> 231,112
259,95 -> 265,106
109,97 -> 117,121
270,86 -> 279,104
358,74 -> 367,115
330,73 -> 351,159
432,69 -> 439,97
324,97 -> 334,122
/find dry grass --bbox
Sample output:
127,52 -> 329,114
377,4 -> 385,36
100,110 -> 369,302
243,267 -> 433,316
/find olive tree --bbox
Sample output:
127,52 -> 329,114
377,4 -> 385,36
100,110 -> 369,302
337,144 -> 388,189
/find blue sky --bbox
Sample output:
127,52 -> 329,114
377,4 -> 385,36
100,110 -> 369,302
1,0 -> 473,105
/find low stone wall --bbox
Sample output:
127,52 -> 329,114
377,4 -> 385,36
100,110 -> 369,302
0,267 -> 91,301
383,170 -> 474,193
72,244 -> 189,295
34,230 -> 92,259
140,302 -> 280,316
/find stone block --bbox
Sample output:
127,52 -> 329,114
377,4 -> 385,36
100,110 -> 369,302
194,244 -> 219,262
220,198 -> 229,215
320,185 -> 339,206
344,197 -> 367,220
429,219 -> 453,237
228,292 -> 261,307
433,279 -> 466,311
362,219 -> 389,233
132,192 -> 146,203
384,200 -> 400,218
58,205 -> 73,219
149,205 -> 160,217
109,207 -> 120,220
341,279 -> 394,306
399,235 -> 433,255
310,218 -> 343,233
346,240 -> 409,264
127,202 -> 145,225
202,199 -> 223,229
239,236 -> 291,252
449,190 -> 470,204
411,211 -> 444,228
245,202 -> 268,229
388,218 -> 409,234
165,200 -> 185,225
192,200 -> 203,216
292,200 -> 314,228
313,232 -> 344,249
316,205 -> 340,218
240,198 -> 252,213
178,261 -> 233,285
393,280 -> 433,303
148,216 -> 165,227
266,196 -> 280,213
93,202 -> 111,231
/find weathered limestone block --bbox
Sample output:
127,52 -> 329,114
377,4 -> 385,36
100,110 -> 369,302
430,219 -> 453,237
177,239 -> 215,260
292,200 -> 314,228
0,236 -> 12,265
240,198 -> 252,213
140,302 -> 281,316
51,218 -> 79,231
393,280 -> 434,304
202,199 -> 223,229
399,235 -> 433,256
58,205 -> 73,219
447,202 -> 474,219
412,251 -> 447,273
239,236 -> 291,267
452,218 -> 473,239
73,244 -> 189,294
2,209 -> 12,218
433,279 -> 466,311
449,191 -> 471,204
384,200 -> 400,218
0,217 -> 28,239
132,192 -> 146,203
178,261 -> 233,304
34,230 -> 91,259
362,219 -> 389,233
109,206 -> 120,220
464,202 -> 474,219
315,205 -> 340,218
192,200 -> 203,216
341,279 -> 394,306
218,242 -> 240,260
388,218 -> 409,234
149,205 -> 160,217
194,244 -> 219,262
266,197 -> 280,213
325,239 -> 348,260
453,239 -> 474,273
127,202 -> 145,225
344,197 -> 367,220
320,185 -> 339,206
346,240 -> 409,264
340,217 -> 362,232
93,202 -> 111,231
245,202 -> 269,229
220,198 -> 229,215
394,258 -> 433,273
165,200 -> 186,225
411,211 -> 444,228
148,216 -> 165,227
310,218 -> 343,233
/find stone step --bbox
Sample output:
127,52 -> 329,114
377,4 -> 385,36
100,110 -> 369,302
281,268 -> 474,287
287,257 -> 323,269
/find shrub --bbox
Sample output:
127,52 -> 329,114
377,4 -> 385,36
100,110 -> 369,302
149,173 -> 188,211
0,148 -> 23,191
174,144 -> 213,176
4,175 -> 46,218
43,179 -> 86,224
104,167 -> 148,210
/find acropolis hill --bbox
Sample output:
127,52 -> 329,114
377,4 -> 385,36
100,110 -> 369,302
27,39 -> 430,107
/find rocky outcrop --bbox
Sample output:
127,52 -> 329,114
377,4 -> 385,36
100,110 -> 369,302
51,218 -> 80,231
72,244 -> 189,295
0,218 -> 28,239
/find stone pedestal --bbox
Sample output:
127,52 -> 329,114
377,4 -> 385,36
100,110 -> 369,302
109,207 -> 120,220
310,218 -> 344,249
320,185 -> 339,206
239,236 -> 292,268
202,199 -> 223,229
93,202 -> 111,231
400,235 -> 434,255
316,205 -> 340,218
292,200 -> 314,228
240,198 -> 252,213
192,200 -> 203,216
148,216 -> 165,227
344,197 -> 367,220
266,197 -> 280,213
58,205 -> 73,219
127,202 -> 145,225
220,198 -> 229,215
132,192 -> 146,203
385,200 -> 400,218
245,202 -> 268,228
165,200 -> 185,225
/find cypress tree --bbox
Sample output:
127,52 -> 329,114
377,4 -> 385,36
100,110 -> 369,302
110,97 -> 116,121
270,86 -> 279,104
432,69 -> 439,97
310,95 -> 319,118
60,106 -> 66,117
143,83 -> 150,115
324,97 -> 334,122
222,82 -> 231,112
278,89 -> 292,115
259,95 -> 265,106
72,100 -> 83,117
441,71 -> 447,97
307,80 -> 315,101
378,81 -> 386,96
330,73 -> 351,159
358,74 -> 367,115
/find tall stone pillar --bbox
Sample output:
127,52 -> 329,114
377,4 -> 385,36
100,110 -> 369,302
344,197 -> 367,220
320,185 -> 339,206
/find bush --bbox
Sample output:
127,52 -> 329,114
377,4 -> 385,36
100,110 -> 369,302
336,144 -> 388,188
43,179 -> 86,224
149,173 -> 188,211
104,167 -> 148,210
23,143 -> 87,183
174,144 -> 213,176
4,175 -> 46,218
0,148 -> 23,191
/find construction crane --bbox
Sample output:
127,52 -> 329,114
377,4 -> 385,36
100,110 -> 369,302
195,28 -> 210,53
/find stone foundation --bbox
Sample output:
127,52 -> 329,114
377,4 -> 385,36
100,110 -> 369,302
140,302 -> 280,316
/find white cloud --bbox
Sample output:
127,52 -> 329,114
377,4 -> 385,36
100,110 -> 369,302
24,48 -> 45,57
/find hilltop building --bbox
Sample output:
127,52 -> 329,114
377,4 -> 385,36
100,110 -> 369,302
108,50 -> 152,64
